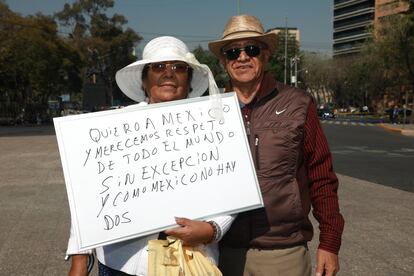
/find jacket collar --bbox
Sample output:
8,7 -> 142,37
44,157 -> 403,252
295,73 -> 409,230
255,72 -> 277,102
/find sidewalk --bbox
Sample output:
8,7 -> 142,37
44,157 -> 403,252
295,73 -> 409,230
378,123 -> 414,137
308,174 -> 414,276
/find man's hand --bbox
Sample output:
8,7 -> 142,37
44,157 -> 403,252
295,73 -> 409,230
68,254 -> 88,276
315,249 -> 339,276
164,217 -> 214,246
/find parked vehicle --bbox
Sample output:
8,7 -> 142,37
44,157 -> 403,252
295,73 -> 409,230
318,108 -> 335,119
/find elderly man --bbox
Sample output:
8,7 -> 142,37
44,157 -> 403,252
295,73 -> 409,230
208,15 -> 344,276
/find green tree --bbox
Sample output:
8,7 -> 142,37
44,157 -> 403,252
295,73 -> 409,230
0,3 -> 81,121
193,46 -> 226,90
360,3 -> 414,118
301,53 -> 333,106
55,0 -> 141,105
268,31 -> 300,83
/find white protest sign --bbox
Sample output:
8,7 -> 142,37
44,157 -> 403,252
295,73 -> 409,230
54,92 -> 262,250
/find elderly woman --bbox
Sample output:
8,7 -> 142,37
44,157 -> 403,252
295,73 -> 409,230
67,36 -> 233,276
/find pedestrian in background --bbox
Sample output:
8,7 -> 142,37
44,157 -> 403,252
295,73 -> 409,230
67,36 -> 234,276
391,105 -> 399,124
208,14 -> 344,276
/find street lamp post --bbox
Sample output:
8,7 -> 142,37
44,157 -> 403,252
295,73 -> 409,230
290,56 -> 300,87
294,57 -> 298,87
284,17 -> 288,84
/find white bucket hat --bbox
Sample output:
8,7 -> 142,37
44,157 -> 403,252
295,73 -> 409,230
116,36 -> 212,102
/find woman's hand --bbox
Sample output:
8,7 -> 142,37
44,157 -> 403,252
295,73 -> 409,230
164,217 -> 214,246
68,254 -> 89,276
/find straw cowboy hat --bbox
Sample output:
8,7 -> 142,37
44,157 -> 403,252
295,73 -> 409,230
208,14 -> 277,58
116,36 -> 210,102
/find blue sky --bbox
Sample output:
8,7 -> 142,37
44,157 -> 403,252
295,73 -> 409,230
7,0 -> 334,55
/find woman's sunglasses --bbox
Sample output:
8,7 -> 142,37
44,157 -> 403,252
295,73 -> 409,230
223,45 -> 261,60
149,62 -> 189,74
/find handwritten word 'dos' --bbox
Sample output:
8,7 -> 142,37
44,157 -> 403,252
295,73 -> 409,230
103,211 -> 131,231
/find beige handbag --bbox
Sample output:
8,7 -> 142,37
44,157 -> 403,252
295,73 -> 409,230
148,236 -> 222,276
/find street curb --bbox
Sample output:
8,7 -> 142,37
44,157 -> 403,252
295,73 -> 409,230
378,123 -> 402,133
401,129 -> 414,137
378,123 -> 414,137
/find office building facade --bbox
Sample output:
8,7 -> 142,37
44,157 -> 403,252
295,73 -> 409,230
333,0 -> 375,56
333,0 -> 410,57
375,0 -> 410,21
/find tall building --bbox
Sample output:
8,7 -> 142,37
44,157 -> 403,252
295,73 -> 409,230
333,0 -> 410,57
375,0 -> 410,22
267,27 -> 300,43
333,0 -> 375,56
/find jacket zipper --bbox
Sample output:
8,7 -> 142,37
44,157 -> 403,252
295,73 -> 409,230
254,135 -> 260,170
245,114 -> 251,136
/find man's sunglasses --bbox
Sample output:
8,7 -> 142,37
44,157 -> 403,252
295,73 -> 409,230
149,62 -> 189,74
223,45 -> 261,60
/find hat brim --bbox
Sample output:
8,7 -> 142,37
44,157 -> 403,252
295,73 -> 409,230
115,56 -> 209,102
208,32 -> 278,59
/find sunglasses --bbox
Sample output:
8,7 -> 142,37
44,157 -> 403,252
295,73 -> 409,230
149,62 -> 189,74
223,45 -> 261,60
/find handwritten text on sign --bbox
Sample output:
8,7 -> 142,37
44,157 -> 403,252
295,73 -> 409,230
54,93 -> 262,250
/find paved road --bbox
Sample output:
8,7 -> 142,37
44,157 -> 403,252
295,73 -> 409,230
0,128 -> 70,275
322,121 -> 414,192
308,175 -> 414,276
0,126 -> 413,275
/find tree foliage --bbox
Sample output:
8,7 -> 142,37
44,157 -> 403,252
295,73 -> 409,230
0,3 -> 81,121
0,0 -> 142,122
357,6 -> 414,116
55,0 -> 141,105
300,53 -> 333,105
302,3 -> 414,115
193,46 -> 226,90
268,32 -> 300,83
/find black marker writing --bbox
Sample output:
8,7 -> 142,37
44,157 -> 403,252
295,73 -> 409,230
83,149 -> 91,166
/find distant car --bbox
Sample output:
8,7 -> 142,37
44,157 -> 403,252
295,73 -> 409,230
361,106 -> 370,113
347,106 -> 358,113
318,108 -> 335,119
